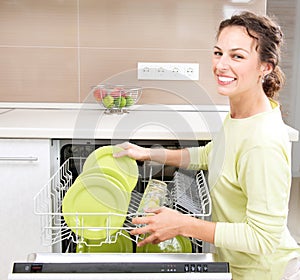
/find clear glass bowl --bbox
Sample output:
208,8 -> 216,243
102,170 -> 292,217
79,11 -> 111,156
92,84 -> 142,114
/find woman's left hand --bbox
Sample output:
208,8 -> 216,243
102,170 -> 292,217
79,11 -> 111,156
130,207 -> 185,247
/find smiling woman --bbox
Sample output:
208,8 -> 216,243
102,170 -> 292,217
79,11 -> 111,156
114,11 -> 300,280
215,12 -> 285,100
212,24 -> 274,118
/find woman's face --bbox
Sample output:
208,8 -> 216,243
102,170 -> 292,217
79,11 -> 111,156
212,26 -> 265,99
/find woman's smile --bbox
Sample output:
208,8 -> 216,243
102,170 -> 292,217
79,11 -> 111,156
217,75 -> 237,85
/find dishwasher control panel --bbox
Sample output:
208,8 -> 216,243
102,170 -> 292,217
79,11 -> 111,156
13,262 -> 230,274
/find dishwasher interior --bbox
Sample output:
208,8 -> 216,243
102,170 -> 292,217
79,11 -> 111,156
35,139 -> 212,254
9,139 -> 233,279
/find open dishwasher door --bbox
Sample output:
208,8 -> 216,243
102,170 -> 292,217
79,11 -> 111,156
9,253 -> 232,280
10,140 -> 232,280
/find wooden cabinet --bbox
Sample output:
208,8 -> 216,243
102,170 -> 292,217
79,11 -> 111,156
0,139 -> 52,280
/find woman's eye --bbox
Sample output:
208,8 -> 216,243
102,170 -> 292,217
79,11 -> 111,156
214,51 -> 222,56
233,54 -> 243,59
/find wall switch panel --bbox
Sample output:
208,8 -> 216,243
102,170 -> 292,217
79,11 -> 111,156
137,62 -> 199,81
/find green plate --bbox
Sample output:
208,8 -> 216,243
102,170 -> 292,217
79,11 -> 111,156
62,174 -> 130,240
136,235 -> 192,253
83,146 -> 138,192
76,230 -> 133,253
80,166 -> 131,193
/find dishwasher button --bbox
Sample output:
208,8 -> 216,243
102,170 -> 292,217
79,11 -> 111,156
31,264 -> 43,272
190,264 -> 196,272
184,264 -> 189,272
24,265 -> 30,272
197,264 -> 202,272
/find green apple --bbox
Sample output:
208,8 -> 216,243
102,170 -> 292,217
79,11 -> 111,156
125,96 -> 134,107
102,95 -> 114,108
114,96 -> 126,108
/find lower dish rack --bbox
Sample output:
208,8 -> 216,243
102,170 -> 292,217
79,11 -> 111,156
34,157 -> 211,252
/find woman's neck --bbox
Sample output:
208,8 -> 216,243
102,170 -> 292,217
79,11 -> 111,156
229,94 -> 272,119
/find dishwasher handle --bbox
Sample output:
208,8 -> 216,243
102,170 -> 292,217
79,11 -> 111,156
0,156 -> 39,162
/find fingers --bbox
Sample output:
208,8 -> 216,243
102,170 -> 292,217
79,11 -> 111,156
130,209 -> 163,239
113,149 -> 129,158
115,141 -> 131,149
130,225 -> 149,236
130,208 -> 176,247
130,223 -> 161,247
130,221 -> 154,247
113,142 -> 150,161
130,216 -> 152,236
136,233 -> 157,247
113,142 -> 132,158
131,208 -> 162,226
131,207 -> 164,230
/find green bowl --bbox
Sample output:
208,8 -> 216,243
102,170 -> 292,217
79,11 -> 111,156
136,235 -> 192,253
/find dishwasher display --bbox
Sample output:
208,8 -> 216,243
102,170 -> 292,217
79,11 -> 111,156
10,253 -> 232,279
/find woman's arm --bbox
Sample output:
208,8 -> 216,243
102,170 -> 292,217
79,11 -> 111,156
115,142 -> 215,246
114,142 -> 191,168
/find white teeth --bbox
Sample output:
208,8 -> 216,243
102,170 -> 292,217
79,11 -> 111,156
218,76 -> 235,82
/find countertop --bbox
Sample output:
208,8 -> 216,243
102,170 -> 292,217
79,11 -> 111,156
0,104 -> 298,141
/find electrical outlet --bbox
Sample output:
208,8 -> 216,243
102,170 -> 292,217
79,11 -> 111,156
137,62 -> 199,81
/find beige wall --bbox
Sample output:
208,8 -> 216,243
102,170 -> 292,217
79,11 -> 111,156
0,0 -> 266,105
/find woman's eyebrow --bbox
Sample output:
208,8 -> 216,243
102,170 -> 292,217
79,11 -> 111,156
230,47 -> 250,54
214,45 -> 249,54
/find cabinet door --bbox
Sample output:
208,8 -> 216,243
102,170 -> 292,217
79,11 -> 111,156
0,139 -> 51,279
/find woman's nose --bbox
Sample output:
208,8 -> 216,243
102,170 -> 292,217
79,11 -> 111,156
216,56 -> 230,70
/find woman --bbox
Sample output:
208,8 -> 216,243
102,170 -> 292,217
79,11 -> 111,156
114,11 -> 300,279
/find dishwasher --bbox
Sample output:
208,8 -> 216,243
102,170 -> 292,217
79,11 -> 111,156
9,139 -> 232,279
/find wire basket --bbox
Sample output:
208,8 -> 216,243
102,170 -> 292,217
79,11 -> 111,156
34,157 -> 211,251
92,84 -> 142,114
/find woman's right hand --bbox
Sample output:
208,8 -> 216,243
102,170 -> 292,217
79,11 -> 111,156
113,142 -> 151,161
114,141 -> 189,168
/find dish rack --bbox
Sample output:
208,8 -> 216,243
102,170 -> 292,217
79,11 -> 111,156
34,157 -> 211,252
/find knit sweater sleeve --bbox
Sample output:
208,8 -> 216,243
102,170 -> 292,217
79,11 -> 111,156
214,144 -> 291,254
186,142 -> 212,170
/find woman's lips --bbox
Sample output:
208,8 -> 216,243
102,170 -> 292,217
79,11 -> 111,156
217,75 -> 236,85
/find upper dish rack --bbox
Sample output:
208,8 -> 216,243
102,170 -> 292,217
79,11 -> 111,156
34,157 -> 211,251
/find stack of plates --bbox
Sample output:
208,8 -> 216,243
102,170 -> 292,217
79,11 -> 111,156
82,145 -> 138,192
62,145 -> 138,249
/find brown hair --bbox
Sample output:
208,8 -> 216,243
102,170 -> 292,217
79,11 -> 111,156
217,11 -> 285,99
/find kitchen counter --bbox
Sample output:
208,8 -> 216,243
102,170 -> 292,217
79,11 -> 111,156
0,104 -> 298,141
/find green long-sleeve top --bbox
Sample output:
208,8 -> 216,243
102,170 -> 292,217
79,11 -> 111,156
187,99 -> 300,280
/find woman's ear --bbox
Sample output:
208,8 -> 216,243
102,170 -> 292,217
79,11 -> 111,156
261,62 -> 273,76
